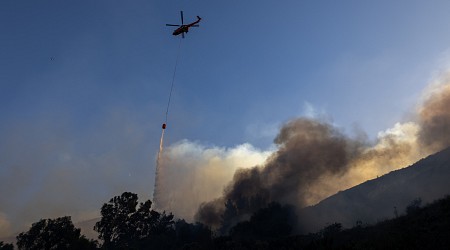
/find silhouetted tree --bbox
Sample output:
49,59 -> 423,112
229,202 -> 295,241
219,199 -> 238,235
406,197 -> 422,214
94,192 -> 175,249
16,216 -> 97,250
319,222 -> 342,238
355,219 -> 363,228
175,220 -> 212,249
394,206 -> 399,218
0,241 -> 13,250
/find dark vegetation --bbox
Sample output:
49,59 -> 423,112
15,217 -> 97,250
294,195 -> 450,250
0,241 -> 13,250
10,193 -> 450,249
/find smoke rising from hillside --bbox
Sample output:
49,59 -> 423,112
2,70 -> 450,239
192,72 -> 450,231
139,71 -> 450,231
154,141 -> 271,221
194,119 -> 364,229
418,78 -> 450,152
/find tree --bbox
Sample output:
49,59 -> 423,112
229,202 -> 295,241
219,199 -> 238,235
320,222 -> 342,239
94,192 -> 138,248
94,192 -> 175,249
0,241 -> 13,250
175,220 -> 212,249
406,197 -> 422,215
16,216 -> 97,250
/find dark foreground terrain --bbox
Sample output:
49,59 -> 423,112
212,195 -> 450,250
2,194 -> 449,249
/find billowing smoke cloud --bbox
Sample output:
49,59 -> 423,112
193,71 -> 450,232
194,118 -> 433,231
3,69 -> 450,240
195,118 -> 365,230
154,140 -> 272,221
418,77 -> 450,152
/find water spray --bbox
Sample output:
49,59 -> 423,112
153,38 -> 182,208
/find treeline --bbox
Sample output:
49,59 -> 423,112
0,192 -> 294,250
217,195 -> 450,250
2,193 -> 450,249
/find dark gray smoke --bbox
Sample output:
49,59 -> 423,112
195,75 -> 450,233
418,83 -> 450,153
195,118 -> 364,231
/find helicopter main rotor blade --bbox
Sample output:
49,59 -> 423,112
180,11 -> 184,25
166,24 -> 180,27
191,25 -> 199,27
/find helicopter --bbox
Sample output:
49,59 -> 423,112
166,11 -> 201,38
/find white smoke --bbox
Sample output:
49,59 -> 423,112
295,70 -> 450,207
155,140 -> 272,221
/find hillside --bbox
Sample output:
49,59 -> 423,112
325,195 -> 450,249
211,195 -> 450,249
299,147 -> 450,233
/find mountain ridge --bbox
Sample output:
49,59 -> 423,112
298,147 -> 450,233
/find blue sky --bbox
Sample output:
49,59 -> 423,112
2,0 -> 450,236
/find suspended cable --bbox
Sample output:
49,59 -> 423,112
154,10 -> 201,209
164,37 -> 183,125
153,37 -> 182,208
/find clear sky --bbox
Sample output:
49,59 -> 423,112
2,0 -> 450,237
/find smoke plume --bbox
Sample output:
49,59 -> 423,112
195,118 -> 364,230
193,71 -> 450,232
417,78 -> 450,152
153,140 -> 271,221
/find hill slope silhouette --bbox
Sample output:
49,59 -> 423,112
299,147 -> 450,233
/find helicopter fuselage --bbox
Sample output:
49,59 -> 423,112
173,26 -> 189,36
166,12 -> 201,38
